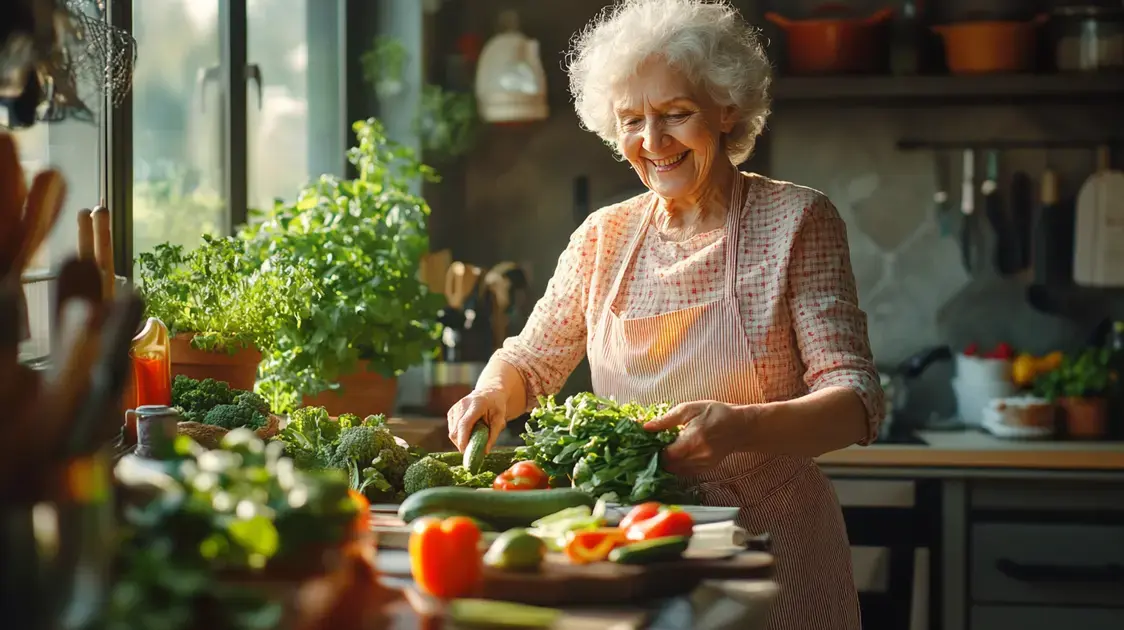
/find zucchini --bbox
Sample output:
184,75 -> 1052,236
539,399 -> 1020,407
609,536 -> 690,565
463,422 -> 490,473
399,487 -> 595,528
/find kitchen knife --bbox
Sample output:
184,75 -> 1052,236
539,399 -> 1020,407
933,152 -> 951,237
960,149 -> 977,273
981,150 -> 1009,275
1009,170 -> 1034,274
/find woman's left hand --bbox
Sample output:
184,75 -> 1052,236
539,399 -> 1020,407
643,401 -> 753,476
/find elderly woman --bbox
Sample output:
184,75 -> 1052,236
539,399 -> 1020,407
447,0 -> 882,627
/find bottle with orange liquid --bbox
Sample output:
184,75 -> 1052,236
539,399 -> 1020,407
121,317 -> 171,443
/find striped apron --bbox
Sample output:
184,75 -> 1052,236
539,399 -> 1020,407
588,175 -> 861,630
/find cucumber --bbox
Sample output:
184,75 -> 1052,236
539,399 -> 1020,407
421,511 -> 495,532
399,487 -> 595,528
463,422 -> 490,473
609,536 -> 690,565
432,448 -> 517,475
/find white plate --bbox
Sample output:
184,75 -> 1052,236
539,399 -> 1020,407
604,503 -> 740,526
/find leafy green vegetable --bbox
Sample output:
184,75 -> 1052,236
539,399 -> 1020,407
242,118 -> 443,413
517,393 -> 694,504
136,233 -> 317,354
1034,347 -> 1114,399
450,465 -> 495,489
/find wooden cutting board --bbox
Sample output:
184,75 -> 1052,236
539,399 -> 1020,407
375,545 -> 772,607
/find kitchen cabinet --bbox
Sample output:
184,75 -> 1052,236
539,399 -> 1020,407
820,434 -> 1124,630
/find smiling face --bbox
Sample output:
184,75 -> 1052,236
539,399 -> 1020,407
613,59 -> 736,205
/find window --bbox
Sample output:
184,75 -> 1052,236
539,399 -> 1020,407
129,0 -> 345,270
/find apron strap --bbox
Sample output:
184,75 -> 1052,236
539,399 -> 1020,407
723,172 -> 746,300
603,194 -> 658,316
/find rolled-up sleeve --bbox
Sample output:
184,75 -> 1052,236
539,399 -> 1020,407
493,219 -> 595,411
787,195 -> 884,444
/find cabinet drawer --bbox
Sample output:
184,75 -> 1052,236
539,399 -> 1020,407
972,605 -> 1124,630
971,523 -> 1124,606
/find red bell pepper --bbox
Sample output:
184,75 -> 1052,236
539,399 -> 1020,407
563,528 -> 628,564
493,460 -> 549,491
408,516 -> 482,599
620,503 -> 695,542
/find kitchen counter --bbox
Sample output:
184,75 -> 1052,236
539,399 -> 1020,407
817,430 -> 1124,472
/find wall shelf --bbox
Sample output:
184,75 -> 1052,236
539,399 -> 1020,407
772,74 -> 1124,105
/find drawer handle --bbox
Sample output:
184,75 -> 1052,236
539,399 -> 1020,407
995,559 -> 1124,584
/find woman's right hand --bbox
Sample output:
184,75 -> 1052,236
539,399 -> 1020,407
447,388 -> 508,453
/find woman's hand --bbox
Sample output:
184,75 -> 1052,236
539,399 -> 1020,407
447,389 -> 508,453
643,401 -> 753,476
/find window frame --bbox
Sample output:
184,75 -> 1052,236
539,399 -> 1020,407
108,0 -> 354,279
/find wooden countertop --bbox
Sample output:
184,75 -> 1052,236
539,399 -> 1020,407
816,430 -> 1124,471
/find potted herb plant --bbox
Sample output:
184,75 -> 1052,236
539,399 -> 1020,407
1034,347 -> 1114,439
136,234 -> 316,391
242,118 -> 444,416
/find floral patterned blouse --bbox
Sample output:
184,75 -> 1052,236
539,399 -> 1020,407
493,173 -> 884,444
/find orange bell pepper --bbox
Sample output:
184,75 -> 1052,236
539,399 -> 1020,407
563,528 -> 627,564
348,488 -> 371,536
621,504 -> 695,542
408,516 -> 483,599
493,460 -> 550,491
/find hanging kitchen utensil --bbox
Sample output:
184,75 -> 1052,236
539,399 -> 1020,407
1008,170 -> 1034,274
1032,163 -> 1075,287
76,207 -> 94,261
475,11 -> 548,124
959,148 -> 980,273
981,150 -> 1009,274
765,5 -> 895,75
932,151 -> 952,237
1073,145 -> 1124,287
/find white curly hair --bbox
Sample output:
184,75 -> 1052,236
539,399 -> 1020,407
566,0 -> 772,165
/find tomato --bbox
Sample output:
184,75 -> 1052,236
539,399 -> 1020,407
492,460 -> 549,491
963,343 -> 979,357
993,342 -> 1014,360
563,528 -> 627,564
618,502 -> 662,530
624,506 -> 695,542
408,516 -> 482,599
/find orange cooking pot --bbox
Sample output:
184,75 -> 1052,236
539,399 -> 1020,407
932,15 -> 1048,74
766,4 -> 894,75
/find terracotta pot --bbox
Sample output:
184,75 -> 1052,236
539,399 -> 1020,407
932,15 -> 1047,74
302,361 -> 398,417
766,4 -> 894,75
170,333 -> 262,391
1059,396 -> 1108,439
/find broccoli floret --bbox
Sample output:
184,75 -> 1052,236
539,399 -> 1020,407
175,377 -> 235,422
202,403 -> 266,430
403,457 -> 456,495
234,391 -> 271,416
330,425 -> 410,489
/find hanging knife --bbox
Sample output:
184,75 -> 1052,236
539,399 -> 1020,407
933,152 -> 951,237
960,149 -> 977,273
981,150 -> 1007,275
